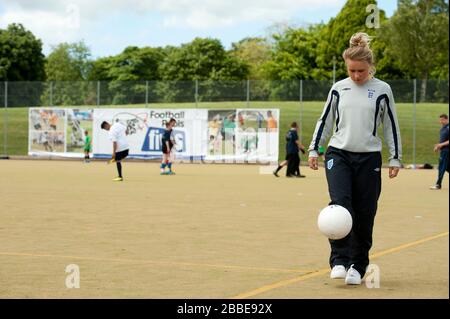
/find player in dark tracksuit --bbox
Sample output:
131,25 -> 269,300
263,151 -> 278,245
309,33 -> 402,285
285,123 -> 306,177
160,118 -> 176,175
273,122 -> 306,177
430,114 -> 449,190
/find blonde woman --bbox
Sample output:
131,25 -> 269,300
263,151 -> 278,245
308,33 -> 402,285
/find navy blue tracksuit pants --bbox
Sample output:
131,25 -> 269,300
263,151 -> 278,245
325,146 -> 382,277
436,149 -> 449,187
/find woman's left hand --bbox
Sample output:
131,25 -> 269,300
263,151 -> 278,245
389,167 -> 400,179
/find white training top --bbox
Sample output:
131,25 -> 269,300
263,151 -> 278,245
309,77 -> 402,167
109,122 -> 129,152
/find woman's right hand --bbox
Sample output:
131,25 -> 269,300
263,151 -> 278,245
308,157 -> 319,170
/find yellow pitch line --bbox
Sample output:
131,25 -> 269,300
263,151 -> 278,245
369,231 -> 449,259
231,269 -> 330,299
0,251 -> 313,274
231,231 -> 449,299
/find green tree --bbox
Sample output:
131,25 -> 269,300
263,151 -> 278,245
159,38 -> 248,81
371,38 -> 407,80
89,46 -> 166,104
265,25 -> 325,80
316,0 -> 389,80
261,25 -> 329,100
42,41 -> 94,105
45,41 -> 92,81
380,0 -> 449,101
103,46 -> 165,81
89,56 -> 115,81
230,37 -> 271,80
158,38 -> 249,102
0,23 -> 45,107
0,23 -> 45,81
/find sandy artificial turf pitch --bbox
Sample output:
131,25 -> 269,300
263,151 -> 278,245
0,160 -> 448,298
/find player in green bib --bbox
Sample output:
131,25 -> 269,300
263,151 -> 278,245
84,130 -> 92,163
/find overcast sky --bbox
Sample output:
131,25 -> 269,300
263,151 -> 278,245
0,0 -> 397,58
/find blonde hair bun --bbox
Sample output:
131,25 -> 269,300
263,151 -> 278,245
350,32 -> 371,48
342,32 -> 376,75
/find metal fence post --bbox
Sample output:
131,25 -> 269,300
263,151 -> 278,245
195,79 -> 198,108
3,81 -> 8,157
332,56 -> 336,84
50,81 -> 53,106
299,79 -> 303,143
97,81 -> 100,106
145,81 -> 149,108
413,79 -> 417,168
246,80 -> 250,108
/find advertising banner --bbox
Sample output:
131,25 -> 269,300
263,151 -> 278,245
29,107 -> 279,163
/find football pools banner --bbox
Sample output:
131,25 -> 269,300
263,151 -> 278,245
29,108 -> 279,163
93,109 -> 207,160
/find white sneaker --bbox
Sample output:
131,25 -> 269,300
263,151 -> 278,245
330,265 -> 347,279
345,265 -> 362,285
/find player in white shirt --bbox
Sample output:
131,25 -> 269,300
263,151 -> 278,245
101,121 -> 130,181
